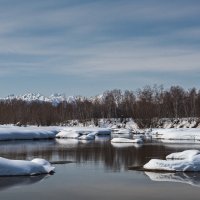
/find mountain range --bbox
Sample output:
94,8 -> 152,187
0,93 -> 78,106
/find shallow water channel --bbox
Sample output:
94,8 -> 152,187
0,137 -> 200,199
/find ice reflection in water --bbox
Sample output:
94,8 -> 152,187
0,137 -> 158,171
0,175 -> 49,191
145,172 -> 200,187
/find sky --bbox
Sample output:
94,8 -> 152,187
0,0 -> 200,97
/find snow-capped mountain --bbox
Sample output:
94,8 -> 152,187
0,93 -> 77,106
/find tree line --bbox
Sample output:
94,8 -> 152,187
0,85 -> 200,128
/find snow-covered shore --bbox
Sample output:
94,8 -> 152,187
0,117 -> 200,142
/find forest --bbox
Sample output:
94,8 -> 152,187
0,85 -> 200,128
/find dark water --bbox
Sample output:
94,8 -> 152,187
0,137 -> 200,199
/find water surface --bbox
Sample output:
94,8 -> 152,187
0,138 -> 200,199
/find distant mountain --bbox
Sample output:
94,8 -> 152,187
0,93 -> 78,106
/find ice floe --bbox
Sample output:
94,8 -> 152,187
112,128 -> 131,134
0,157 -> 55,176
143,150 -> 200,172
111,137 -> 143,144
56,127 -> 111,140
111,142 -> 142,148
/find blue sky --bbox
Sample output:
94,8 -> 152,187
0,0 -> 200,97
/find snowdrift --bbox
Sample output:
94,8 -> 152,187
143,150 -> 200,172
0,157 -> 55,176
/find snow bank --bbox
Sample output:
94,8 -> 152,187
143,150 -> 200,172
151,128 -> 200,141
145,172 -> 200,187
56,127 -> 111,140
111,137 -> 143,144
0,157 -> 55,176
0,125 -> 60,141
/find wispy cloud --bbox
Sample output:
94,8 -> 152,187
0,0 -> 200,94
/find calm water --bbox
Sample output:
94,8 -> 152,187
1,137 -> 200,199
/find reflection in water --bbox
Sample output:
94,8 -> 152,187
0,138 -> 200,172
0,175 -> 49,191
145,171 -> 200,187
0,138 -> 167,171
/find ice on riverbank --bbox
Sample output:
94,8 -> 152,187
151,128 -> 200,141
0,125 -> 60,141
144,150 -> 200,172
0,157 -> 55,176
56,127 -> 111,140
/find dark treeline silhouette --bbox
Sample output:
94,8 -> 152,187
1,85 -> 200,128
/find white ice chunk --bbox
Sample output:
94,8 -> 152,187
56,127 -> 111,139
111,137 -> 143,143
0,157 -> 55,176
78,133 -> 95,140
144,150 -> 200,172
112,128 -> 130,134
56,130 -> 80,139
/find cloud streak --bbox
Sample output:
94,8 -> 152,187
0,0 -> 200,95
